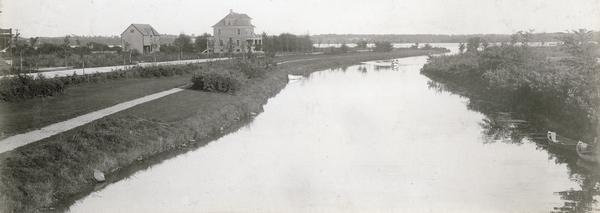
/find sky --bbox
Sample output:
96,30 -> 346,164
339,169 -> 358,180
1,0 -> 599,37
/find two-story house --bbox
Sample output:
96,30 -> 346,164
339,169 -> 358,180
121,24 -> 161,54
208,10 -> 262,54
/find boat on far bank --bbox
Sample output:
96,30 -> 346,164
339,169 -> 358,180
576,141 -> 599,163
546,131 -> 578,151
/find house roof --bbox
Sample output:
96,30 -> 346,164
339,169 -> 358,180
122,24 -> 160,36
212,10 -> 254,27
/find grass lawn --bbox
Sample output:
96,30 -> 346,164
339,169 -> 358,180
0,74 -> 192,140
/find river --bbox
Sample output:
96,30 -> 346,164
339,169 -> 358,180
67,45 -> 600,212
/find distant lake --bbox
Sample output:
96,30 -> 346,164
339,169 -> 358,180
68,47 -> 599,212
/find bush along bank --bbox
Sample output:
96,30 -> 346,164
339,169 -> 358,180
421,32 -> 600,140
0,49 -> 447,212
190,57 -> 277,94
0,64 -> 204,102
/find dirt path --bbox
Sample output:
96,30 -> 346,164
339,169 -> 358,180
0,58 -> 228,79
0,87 -> 184,153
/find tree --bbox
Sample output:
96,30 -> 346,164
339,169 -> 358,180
356,40 -> 368,49
481,39 -> 489,50
410,42 -> 419,49
173,34 -> 194,59
339,43 -> 349,53
510,33 -> 521,46
194,33 -> 211,53
374,41 -> 393,52
466,37 -> 482,53
28,37 -> 39,50
62,35 -> 71,67
458,43 -> 466,54
559,29 -> 596,67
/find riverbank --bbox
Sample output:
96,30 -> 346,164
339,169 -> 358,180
0,48 -> 446,212
421,44 -> 599,141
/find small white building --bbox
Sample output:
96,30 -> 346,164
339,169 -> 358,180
121,24 -> 161,54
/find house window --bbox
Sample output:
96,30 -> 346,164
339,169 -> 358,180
218,29 -> 221,35
237,29 -> 240,35
219,40 -> 223,46
236,40 -> 239,46
130,29 -> 135,33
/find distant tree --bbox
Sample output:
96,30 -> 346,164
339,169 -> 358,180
374,41 -> 393,52
28,37 -> 39,49
339,43 -> 349,53
522,29 -> 535,46
173,34 -> 194,59
410,42 -> 419,49
466,37 -> 482,53
558,29 -> 596,66
194,33 -> 211,52
458,43 -> 466,54
38,43 -> 61,54
422,43 -> 433,50
86,42 -> 109,51
356,40 -> 368,49
510,33 -> 521,46
62,35 -> 71,66
481,39 -> 489,50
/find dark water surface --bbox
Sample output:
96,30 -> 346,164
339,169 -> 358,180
68,47 -> 600,212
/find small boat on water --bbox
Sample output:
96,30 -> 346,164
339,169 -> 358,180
576,141 -> 599,163
546,131 -> 578,151
287,74 -> 305,81
391,59 -> 400,67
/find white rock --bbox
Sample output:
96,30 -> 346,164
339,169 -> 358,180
93,169 -> 105,182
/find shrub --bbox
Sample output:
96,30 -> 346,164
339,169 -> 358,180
374,41 -> 393,52
191,68 -> 245,93
235,58 -> 275,79
0,74 -> 65,101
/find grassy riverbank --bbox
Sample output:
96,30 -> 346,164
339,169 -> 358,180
0,48 -> 446,212
421,35 -> 600,140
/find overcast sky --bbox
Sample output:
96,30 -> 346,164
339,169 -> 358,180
1,0 -> 599,37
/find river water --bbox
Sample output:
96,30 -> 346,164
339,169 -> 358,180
67,45 -> 600,212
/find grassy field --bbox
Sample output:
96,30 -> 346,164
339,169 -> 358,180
0,48 -> 446,212
0,75 -> 193,140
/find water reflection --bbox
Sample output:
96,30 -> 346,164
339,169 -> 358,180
426,79 -> 600,212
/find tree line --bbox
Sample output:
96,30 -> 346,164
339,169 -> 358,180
261,33 -> 313,56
